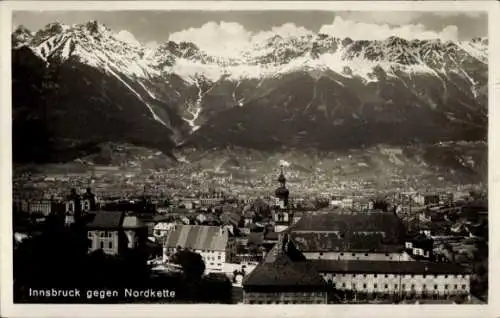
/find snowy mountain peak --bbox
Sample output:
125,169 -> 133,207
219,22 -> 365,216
12,25 -> 33,48
12,20 -> 488,84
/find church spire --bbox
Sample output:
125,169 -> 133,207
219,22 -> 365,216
278,165 -> 286,186
275,165 -> 289,210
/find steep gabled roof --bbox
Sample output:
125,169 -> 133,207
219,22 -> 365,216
164,225 -> 228,251
86,211 -> 124,229
243,253 -> 326,288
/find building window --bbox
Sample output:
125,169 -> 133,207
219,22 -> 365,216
363,284 -> 367,289
385,274 -> 388,278
434,285 -> 438,290
374,284 -> 378,289
423,285 -> 426,289
342,283 -> 346,288
352,253 -> 355,256
445,285 -> 449,290
411,284 -> 415,289
384,284 -> 388,289
374,274 -> 377,278
352,283 -> 356,289
385,253 -> 389,256
454,285 -> 458,289
352,274 -> 356,278
365,253 -> 368,256
332,274 -> 336,277
363,274 -> 367,277
395,284 -> 398,289
87,232 -> 92,238
445,275 -> 448,278
100,242 -> 104,249
402,284 -> 406,289
319,252 -> 324,256
108,241 -> 113,249
340,253 -> 344,256
462,285 -> 466,290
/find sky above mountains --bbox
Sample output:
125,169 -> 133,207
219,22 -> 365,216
13,11 -> 487,57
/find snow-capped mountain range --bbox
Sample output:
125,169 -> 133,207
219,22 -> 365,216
13,21 -> 487,82
12,21 -> 487,169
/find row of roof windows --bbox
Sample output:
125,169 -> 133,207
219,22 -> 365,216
320,252 -> 393,257
329,273 -> 463,279
332,283 -> 467,290
246,292 -> 325,297
247,300 -> 324,304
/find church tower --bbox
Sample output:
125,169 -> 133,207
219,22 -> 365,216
275,165 -> 289,209
274,165 -> 292,232
82,187 -> 97,212
65,188 -> 82,226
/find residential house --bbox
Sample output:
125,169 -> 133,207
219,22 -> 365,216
86,211 -> 148,256
163,225 -> 235,272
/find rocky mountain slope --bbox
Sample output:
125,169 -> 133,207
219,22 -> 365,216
11,21 -> 487,180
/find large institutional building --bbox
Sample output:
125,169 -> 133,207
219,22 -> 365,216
242,168 -> 471,303
286,209 -> 410,261
313,259 -> 470,299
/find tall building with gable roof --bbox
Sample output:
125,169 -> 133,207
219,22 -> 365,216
242,233 -> 328,304
162,225 -> 235,272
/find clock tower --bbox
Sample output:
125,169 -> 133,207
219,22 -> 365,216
273,165 -> 292,232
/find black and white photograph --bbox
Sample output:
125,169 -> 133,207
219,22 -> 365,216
1,1 -> 495,315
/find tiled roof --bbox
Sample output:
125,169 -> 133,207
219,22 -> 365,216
287,210 -> 405,252
248,232 -> 264,246
264,231 -> 279,241
243,254 -> 327,287
290,211 -> 404,238
122,215 -> 146,228
220,211 -> 241,225
290,232 -> 404,253
163,225 -> 228,251
311,260 -> 469,275
86,211 -> 124,229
